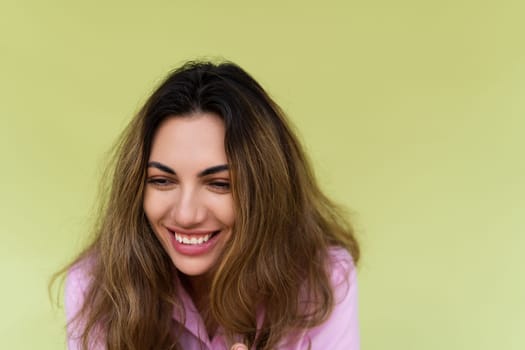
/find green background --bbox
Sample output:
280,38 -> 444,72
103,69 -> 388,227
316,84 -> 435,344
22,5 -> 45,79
1,1 -> 524,349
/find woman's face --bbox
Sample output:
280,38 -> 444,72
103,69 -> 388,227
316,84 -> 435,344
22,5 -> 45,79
143,112 -> 234,277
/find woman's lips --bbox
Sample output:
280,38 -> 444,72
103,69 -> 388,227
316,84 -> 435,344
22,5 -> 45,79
173,230 -> 220,245
166,227 -> 222,256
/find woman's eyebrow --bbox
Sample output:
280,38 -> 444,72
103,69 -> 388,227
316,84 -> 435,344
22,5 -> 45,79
198,164 -> 229,177
147,162 -> 229,177
147,161 -> 175,174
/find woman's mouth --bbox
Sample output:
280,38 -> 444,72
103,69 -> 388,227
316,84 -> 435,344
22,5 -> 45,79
173,230 -> 221,245
166,228 -> 222,256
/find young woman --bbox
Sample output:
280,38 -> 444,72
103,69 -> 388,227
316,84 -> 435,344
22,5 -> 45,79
63,61 -> 361,349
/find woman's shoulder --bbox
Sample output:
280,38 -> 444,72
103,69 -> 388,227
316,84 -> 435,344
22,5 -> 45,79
326,246 -> 357,294
303,246 -> 360,348
327,245 -> 355,265
278,246 -> 360,349
65,257 -> 95,292
65,257 -> 95,321
65,256 -> 102,349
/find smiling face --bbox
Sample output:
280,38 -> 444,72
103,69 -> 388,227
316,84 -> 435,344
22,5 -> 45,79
143,112 -> 234,278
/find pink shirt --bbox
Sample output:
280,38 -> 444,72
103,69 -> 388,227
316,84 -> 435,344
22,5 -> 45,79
65,247 -> 359,349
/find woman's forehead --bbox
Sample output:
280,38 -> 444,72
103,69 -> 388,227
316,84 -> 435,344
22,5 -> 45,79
148,113 -> 228,173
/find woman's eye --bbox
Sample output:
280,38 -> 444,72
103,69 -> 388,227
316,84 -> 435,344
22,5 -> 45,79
147,178 -> 173,187
209,181 -> 230,192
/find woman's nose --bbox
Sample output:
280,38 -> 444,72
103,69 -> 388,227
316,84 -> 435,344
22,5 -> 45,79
171,187 -> 205,227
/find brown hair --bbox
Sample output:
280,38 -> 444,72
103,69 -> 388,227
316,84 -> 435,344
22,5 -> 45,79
55,61 -> 360,349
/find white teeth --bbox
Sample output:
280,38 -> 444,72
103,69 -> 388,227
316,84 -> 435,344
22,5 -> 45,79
174,232 -> 213,245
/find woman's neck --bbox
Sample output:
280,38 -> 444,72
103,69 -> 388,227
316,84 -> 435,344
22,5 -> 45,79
179,272 -> 218,339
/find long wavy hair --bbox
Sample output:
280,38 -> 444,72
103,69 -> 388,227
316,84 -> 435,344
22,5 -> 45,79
55,61 -> 360,349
